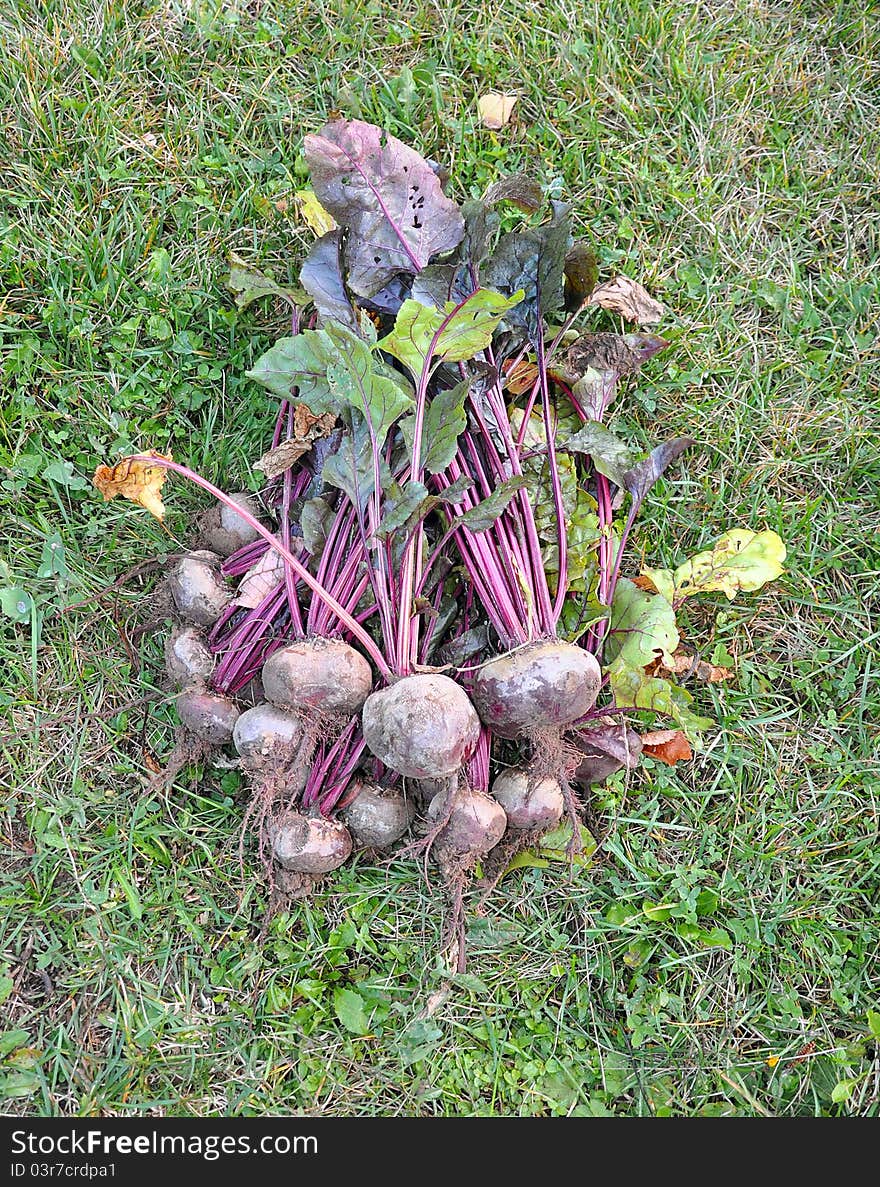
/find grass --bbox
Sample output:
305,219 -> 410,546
1,0 -> 878,1117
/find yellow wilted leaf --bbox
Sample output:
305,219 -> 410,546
92,452 -> 171,522
295,189 -> 336,236
674,529 -> 787,601
477,92 -> 518,130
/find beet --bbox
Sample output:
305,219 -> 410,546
176,689 -> 240,744
472,640 -> 601,738
342,782 -> 415,849
168,551 -> 231,627
361,674 -> 481,779
491,768 -> 564,830
271,811 -> 352,874
199,492 -> 263,557
232,703 -> 304,763
427,787 -> 507,858
262,637 -> 372,716
164,625 -> 214,687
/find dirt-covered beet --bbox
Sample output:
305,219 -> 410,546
490,768 -> 564,830
342,782 -> 415,849
199,492 -> 264,557
427,787 -> 507,857
262,637 -> 372,716
361,674 -> 481,779
168,551 -> 231,627
176,688 -> 240,744
164,625 -> 215,687
271,811 -> 352,874
472,640 -> 601,738
232,703 -> 304,763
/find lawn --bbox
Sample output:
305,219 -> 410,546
1,0 -> 878,1117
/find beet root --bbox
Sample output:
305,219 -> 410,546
490,768 -> 564,831
271,812 -> 352,874
472,640 -> 602,738
164,625 -> 215,687
262,637 -> 372,716
233,703 -> 304,764
176,689 -> 240,744
168,551 -> 231,627
199,492 -> 263,557
342,782 -> 415,849
427,787 -> 507,858
361,674 -> 481,779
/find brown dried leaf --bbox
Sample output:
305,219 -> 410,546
294,405 -> 336,439
92,452 -> 171,522
235,547 -> 286,609
254,408 -> 337,479
567,331 -> 662,377
632,574 -> 660,593
641,728 -> 692,766
659,650 -> 734,684
254,439 -> 311,479
478,92 -> 518,130
587,275 -> 665,325
484,174 -> 543,213
502,358 -> 571,396
503,358 -> 539,395
142,747 -> 162,774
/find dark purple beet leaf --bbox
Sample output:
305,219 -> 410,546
303,119 -> 465,298
623,437 -> 694,504
563,242 -> 599,311
299,230 -> 357,331
482,200 -> 571,342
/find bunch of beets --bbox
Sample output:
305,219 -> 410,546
97,120 -> 784,963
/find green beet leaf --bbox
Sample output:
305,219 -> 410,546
563,421 -> 635,489
605,578 -> 679,669
455,476 -> 528,532
399,380 -> 470,475
322,412 -> 391,511
378,287 -> 524,379
325,324 -> 413,437
374,481 -> 431,540
246,329 -> 340,408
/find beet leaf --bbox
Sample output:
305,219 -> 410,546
482,200 -> 571,341
378,288 -> 524,379
298,230 -> 357,330
304,119 -> 465,297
